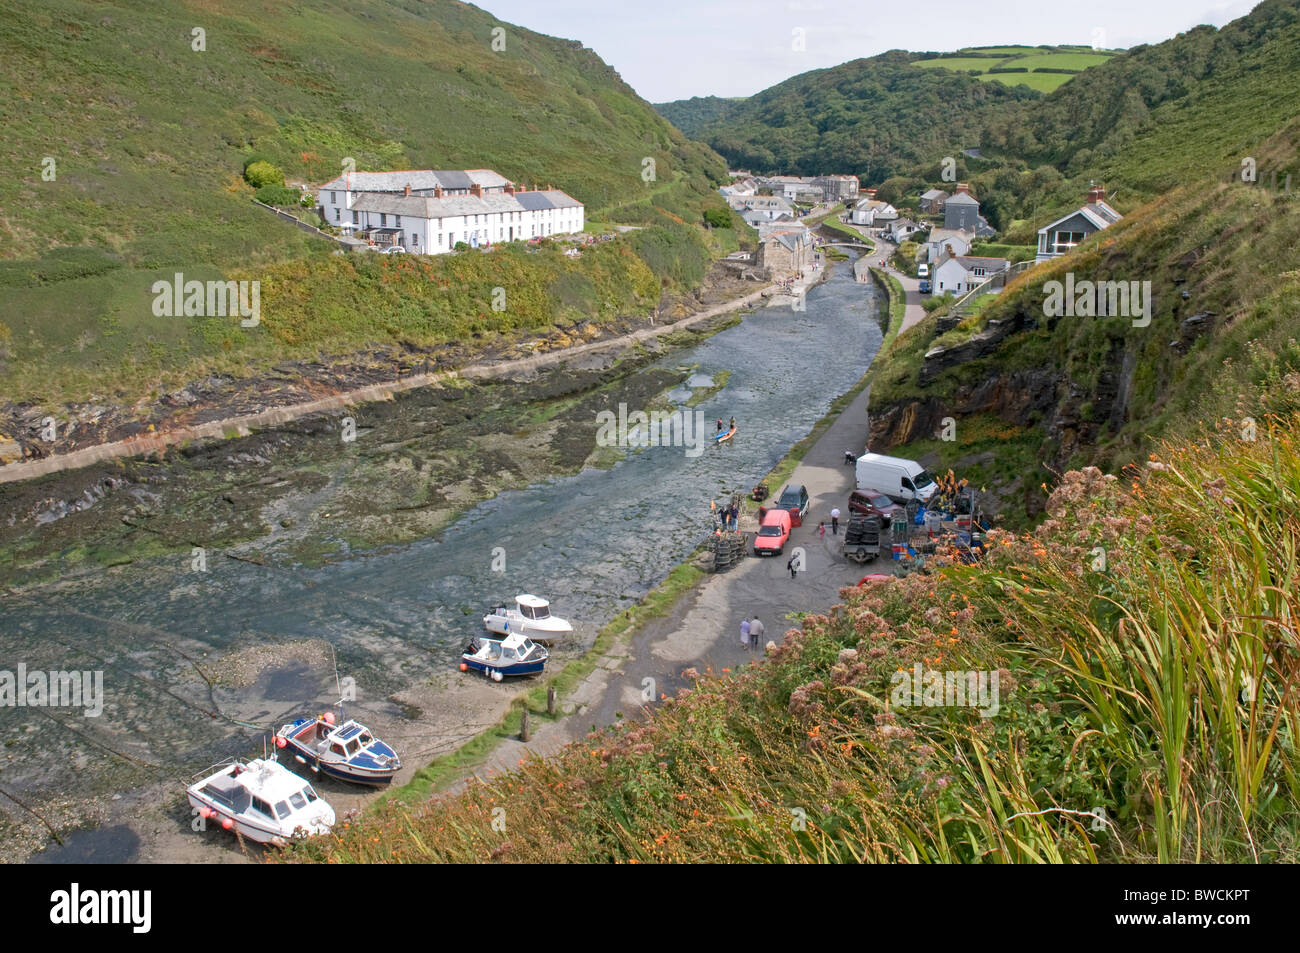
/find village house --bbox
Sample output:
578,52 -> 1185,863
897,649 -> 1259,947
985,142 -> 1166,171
850,197 -> 899,226
728,194 -> 794,224
942,184 -> 996,237
755,221 -> 813,277
924,226 -> 975,262
317,169 -> 584,253
1035,185 -> 1123,263
919,188 -> 949,214
933,252 -> 1010,295
812,174 -> 860,202
885,217 -> 922,243
719,176 -> 758,199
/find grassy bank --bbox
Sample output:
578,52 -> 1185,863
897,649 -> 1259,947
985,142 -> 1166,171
286,397 -> 1300,863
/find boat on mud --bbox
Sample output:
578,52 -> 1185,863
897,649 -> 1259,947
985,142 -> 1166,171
714,424 -> 737,443
483,594 -> 573,642
275,713 -> 402,786
461,632 -> 549,681
187,757 -> 335,846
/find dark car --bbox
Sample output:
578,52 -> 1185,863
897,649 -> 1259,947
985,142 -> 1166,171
776,484 -> 810,526
919,279 -> 932,293
848,489 -> 904,527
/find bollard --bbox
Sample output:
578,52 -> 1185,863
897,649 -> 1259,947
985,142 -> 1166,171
520,708 -> 530,743
547,685 -> 557,716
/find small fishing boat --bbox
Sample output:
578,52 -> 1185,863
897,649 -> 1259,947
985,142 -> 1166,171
714,424 -> 737,443
483,594 -> 573,642
461,632 -> 549,681
275,714 -> 402,786
187,757 -> 335,846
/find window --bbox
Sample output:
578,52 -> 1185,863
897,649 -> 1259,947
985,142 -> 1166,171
330,191 -> 336,204
352,211 -> 359,225
275,801 -> 291,819
334,208 -> 340,222
380,213 -> 386,227
394,215 -> 401,227
289,792 -> 307,810
251,797 -> 274,819
1052,230 -> 1085,254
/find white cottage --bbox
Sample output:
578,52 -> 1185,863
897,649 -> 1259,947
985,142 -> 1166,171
317,169 -> 584,253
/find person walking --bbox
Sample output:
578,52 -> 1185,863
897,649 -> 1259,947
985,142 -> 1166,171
787,555 -> 797,579
749,616 -> 765,651
831,506 -> 841,535
740,616 -> 751,650
818,520 -> 826,540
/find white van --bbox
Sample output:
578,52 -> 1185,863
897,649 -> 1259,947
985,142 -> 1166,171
855,453 -> 938,505
917,263 -> 930,279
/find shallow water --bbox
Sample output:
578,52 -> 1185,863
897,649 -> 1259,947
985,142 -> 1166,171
0,259 -> 882,825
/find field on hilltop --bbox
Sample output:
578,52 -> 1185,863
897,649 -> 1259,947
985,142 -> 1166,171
912,46 -> 1118,94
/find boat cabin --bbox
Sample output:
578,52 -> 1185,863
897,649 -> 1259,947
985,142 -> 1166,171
514,594 -> 552,621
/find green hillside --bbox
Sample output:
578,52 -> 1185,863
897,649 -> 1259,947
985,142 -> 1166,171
0,0 -> 731,411
654,95 -> 747,138
654,50 -> 1040,182
653,44 -> 1122,181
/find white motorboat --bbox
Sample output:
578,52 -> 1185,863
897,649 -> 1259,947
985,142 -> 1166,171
187,757 -> 335,846
483,594 -> 573,643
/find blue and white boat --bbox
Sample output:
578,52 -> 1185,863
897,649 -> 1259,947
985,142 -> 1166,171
275,715 -> 402,786
461,632 -> 549,681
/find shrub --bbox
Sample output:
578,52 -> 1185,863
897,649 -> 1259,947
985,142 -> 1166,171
703,208 -> 732,228
255,185 -> 300,206
245,160 -> 285,189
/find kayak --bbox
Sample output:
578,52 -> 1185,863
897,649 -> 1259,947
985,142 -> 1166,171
713,425 -> 736,443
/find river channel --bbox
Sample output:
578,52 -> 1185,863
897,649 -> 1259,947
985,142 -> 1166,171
0,255 -> 882,857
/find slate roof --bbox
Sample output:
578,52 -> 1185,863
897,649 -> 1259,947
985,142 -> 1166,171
319,168 -> 513,193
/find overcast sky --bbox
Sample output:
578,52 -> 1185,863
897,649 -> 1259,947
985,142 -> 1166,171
479,0 -> 1261,102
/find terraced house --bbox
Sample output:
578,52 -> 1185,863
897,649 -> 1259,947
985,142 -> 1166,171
317,169 -> 584,253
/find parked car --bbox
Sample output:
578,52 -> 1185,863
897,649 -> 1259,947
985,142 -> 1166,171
848,489 -> 904,527
382,245 -> 406,254
753,509 -> 792,556
775,484 -> 810,526
917,262 -> 930,279
919,279 -> 932,293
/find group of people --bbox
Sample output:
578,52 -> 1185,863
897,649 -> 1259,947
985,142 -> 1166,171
715,501 -> 739,532
739,615 -> 766,651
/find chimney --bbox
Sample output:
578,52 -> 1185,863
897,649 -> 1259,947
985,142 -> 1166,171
954,182 -> 972,197
505,183 -> 515,194
434,186 -> 443,198
1087,184 -> 1106,204
404,183 -> 411,197
470,183 -> 482,197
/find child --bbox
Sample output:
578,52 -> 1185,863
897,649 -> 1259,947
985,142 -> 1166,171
818,521 -> 826,540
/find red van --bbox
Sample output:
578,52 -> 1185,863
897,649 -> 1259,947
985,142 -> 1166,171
753,508 -> 792,556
